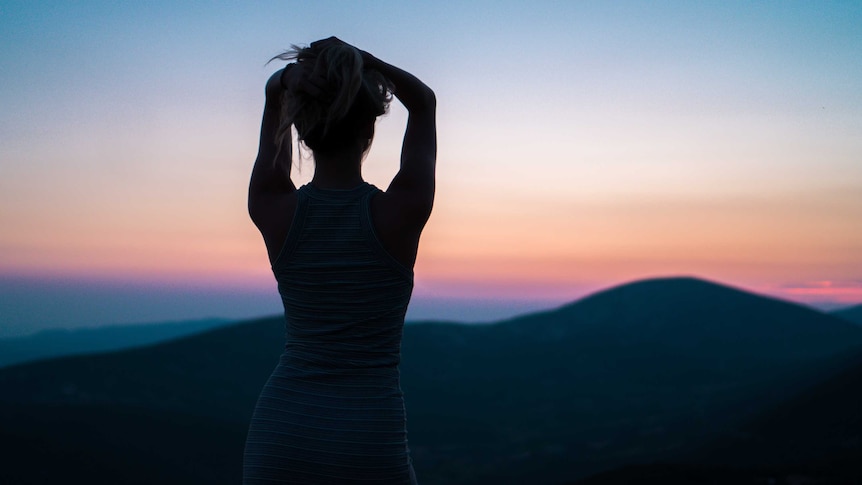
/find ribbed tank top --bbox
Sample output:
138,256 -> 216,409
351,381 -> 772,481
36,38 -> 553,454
243,181 -> 418,484
273,182 -> 414,370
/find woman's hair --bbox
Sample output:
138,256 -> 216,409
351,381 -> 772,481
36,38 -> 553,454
270,43 -> 393,171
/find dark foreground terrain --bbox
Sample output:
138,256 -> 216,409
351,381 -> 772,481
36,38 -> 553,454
1,277 -> 861,484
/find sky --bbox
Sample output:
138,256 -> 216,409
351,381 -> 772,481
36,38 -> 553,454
1,1 -> 861,337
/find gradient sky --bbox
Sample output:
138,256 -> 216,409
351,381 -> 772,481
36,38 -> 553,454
2,1 -> 861,336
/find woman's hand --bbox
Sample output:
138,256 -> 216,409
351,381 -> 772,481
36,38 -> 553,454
278,63 -> 333,100
309,36 -> 349,52
310,37 -> 378,69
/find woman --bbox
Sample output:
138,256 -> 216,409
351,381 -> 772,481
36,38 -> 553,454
242,37 -> 436,484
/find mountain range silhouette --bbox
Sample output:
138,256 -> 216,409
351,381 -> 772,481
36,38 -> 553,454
832,303 -> 862,326
1,276 -> 860,484
0,318 -> 229,368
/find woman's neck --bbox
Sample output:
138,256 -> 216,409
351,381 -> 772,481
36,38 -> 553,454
310,149 -> 364,189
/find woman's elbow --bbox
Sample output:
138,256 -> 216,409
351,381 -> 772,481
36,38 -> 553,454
422,87 -> 436,111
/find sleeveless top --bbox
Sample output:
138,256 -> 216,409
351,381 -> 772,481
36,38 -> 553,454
242,182 -> 418,484
273,182 -> 414,370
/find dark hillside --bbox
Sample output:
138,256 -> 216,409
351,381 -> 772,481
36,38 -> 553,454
399,277 -> 862,483
701,347 -> 862,475
569,347 -> 862,485
0,401 -> 248,485
0,318 -> 230,368
831,303 -> 862,326
0,315 -> 285,422
2,277 -> 861,484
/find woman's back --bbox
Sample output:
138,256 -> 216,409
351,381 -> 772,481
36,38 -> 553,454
243,182 -> 418,484
274,182 -> 413,370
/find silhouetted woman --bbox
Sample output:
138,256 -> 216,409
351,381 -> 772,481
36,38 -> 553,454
243,37 -> 435,484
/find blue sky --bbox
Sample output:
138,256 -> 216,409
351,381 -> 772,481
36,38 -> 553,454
1,1 -> 861,336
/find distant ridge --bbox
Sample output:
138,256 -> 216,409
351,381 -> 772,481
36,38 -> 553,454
2,276 -> 861,484
0,318 -> 232,368
494,276 -> 858,363
831,303 -> 862,326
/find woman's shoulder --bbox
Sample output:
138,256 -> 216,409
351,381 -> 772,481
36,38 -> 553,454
250,190 -> 299,266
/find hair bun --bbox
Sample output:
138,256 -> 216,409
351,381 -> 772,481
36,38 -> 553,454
270,40 -> 393,166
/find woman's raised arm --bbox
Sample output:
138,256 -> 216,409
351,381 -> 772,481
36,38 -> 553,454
308,36 -> 437,227
248,69 -> 296,228
363,51 -> 437,224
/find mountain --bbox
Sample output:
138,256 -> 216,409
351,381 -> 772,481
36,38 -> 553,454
831,303 -> 862,326
0,318 -> 231,368
1,276 -> 861,484
399,277 -> 862,483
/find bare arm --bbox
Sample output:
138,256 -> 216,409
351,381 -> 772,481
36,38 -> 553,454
248,69 -> 296,228
363,52 -> 437,226
305,37 -> 436,226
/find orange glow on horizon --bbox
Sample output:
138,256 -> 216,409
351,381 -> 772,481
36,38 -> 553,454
777,281 -> 862,302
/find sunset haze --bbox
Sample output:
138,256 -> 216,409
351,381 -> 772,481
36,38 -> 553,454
2,1 -> 861,336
